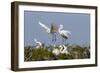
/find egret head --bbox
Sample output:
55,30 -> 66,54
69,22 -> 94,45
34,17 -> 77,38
59,45 -> 63,48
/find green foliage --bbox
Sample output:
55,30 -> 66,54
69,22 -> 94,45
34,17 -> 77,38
24,47 -> 54,61
24,45 -> 90,61
58,54 -> 73,60
31,48 -> 53,61
69,45 -> 90,59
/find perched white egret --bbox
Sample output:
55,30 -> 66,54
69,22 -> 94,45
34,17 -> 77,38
52,45 -> 68,56
52,48 -> 60,56
59,45 -> 69,54
34,39 -> 42,48
39,21 -> 58,42
58,24 -> 71,44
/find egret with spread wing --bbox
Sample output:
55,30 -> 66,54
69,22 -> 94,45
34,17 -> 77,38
39,21 -> 58,43
39,21 -> 50,33
58,24 -> 71,44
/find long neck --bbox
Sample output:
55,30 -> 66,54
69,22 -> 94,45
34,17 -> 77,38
59,46 -> 63,52
63,46 -> 67,51
58,27 -> 62,32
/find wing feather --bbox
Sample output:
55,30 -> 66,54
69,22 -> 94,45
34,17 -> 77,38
61,30 -> 71,38
39,21 -> 50,32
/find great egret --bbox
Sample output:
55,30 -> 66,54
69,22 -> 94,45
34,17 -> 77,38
59,45 -> 68,54
52,49 -> 60,56
58,24 -> 71,44
34,39 -> 42,48
52,45 -> 68,56
39,21 -> 58,43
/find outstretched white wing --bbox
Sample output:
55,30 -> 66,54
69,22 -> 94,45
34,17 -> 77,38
65,30 -> 71,35
60,30 -> 71,38
39,21 -> 50,33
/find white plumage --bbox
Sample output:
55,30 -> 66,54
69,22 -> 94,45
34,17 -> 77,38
39,21 -> 50,33
34,39 -> 42,48
39,21 -> 58,42
52,45 -> 69,55
58,24 -> 71,43
52,49 -> 60,56
59,45 -> 68,54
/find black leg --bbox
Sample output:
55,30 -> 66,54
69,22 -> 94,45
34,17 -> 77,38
62,37 -> 64,45
64,39 -> 66,45
54,34 -> 56,42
